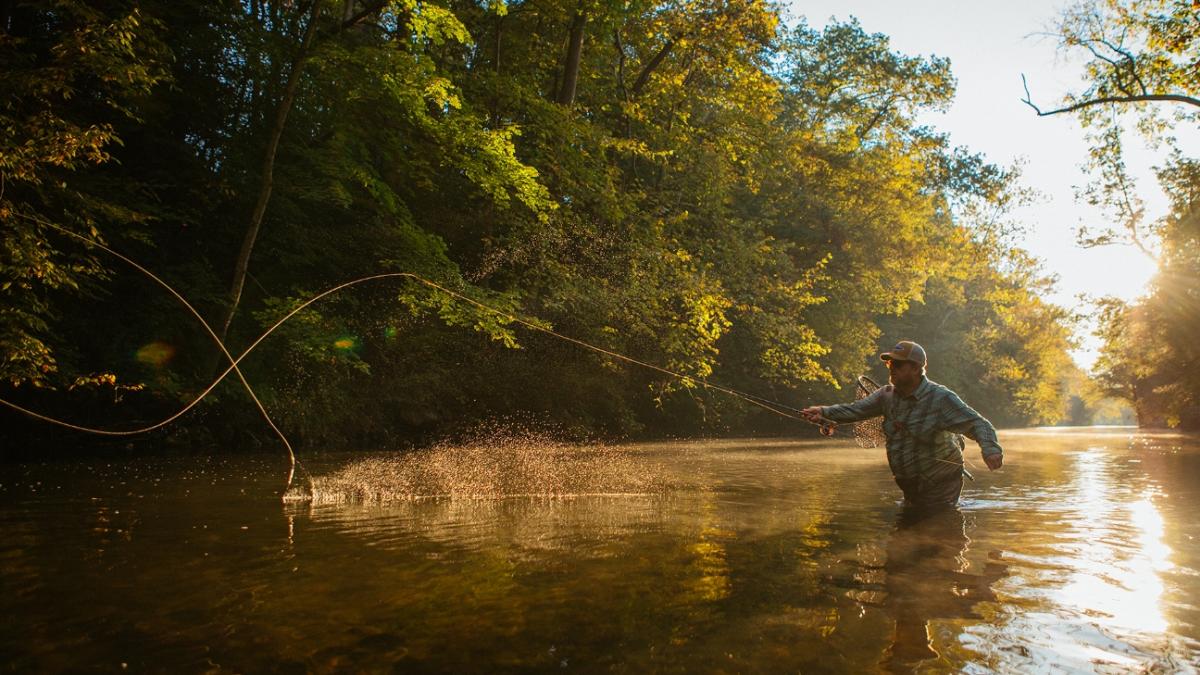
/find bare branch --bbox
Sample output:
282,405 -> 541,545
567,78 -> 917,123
1090,36 -> 1149,96
1021,75 -> 1200,115
1081,40 -> 1124,69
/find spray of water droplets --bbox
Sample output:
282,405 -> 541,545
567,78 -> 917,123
287,428 -> 696,504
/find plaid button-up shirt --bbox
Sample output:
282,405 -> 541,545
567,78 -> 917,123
821,377 -> 1002,483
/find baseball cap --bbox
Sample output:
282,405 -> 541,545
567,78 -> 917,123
879,340 -> 927,367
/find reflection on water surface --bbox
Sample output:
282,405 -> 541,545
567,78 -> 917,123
2,428 -> 1199,672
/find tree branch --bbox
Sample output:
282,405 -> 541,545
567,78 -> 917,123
338,0 -> 389,31
613,29 -> 628,102
630,33 -> 681,98
855,96 -> 894,140
1083,37 -> 1149,97
1021,74 -> 1200,116
1110,160 -> 1155,260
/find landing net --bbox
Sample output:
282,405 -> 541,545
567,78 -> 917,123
852,375 -> 886,449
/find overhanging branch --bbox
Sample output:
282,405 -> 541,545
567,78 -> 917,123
1021,74 -> 1200,116
339,0 -> 390,31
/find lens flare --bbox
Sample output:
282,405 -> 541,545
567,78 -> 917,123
134,341 -> 174,367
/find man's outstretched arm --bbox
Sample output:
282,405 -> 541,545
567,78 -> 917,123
941,392 -> 1003,470
803,387 -> 886,424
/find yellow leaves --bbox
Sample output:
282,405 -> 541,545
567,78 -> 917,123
485,0 -> 509,18
68,372 -> 145,396
74,372 -> 118,387
991,356 -> 1027,384
457,125 -> 555,221
3,99 -> 129,191
407,1 -> 474,47
689,291 -> 733,343
423,77 -> 461,110
600,136 -> 672,161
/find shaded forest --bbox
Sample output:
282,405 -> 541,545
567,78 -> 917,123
3,0 -> 1187,454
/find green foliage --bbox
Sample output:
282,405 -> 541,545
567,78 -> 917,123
781,18 -> 955,144
875,239 -> 1077,427
0,1 -> 168,386
0,0 -> 1082,446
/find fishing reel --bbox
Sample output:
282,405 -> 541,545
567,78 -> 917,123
818,421 -> 838,436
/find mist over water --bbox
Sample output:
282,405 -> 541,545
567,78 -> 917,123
2,428 -> 1199,672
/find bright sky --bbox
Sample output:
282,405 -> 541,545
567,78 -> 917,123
789,0 -> 1200,365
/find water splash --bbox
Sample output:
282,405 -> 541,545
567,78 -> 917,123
287,429 -> 693,504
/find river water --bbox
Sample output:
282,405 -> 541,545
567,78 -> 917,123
2,428 -> 1198,672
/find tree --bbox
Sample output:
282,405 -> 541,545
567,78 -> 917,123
1,2 -> 1082,449
1027,0 -> 1200,428
1022,0 -> 1199,117
215,0 -> 324,347
0,1 -> 168,387
1023,0 -> 1197,256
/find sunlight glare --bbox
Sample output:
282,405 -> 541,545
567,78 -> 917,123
1060,452 -> 1170,635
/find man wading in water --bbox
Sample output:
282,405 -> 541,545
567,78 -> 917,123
801,341 -> 1004,506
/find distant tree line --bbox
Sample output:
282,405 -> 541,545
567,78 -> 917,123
1,0 -> 1080,452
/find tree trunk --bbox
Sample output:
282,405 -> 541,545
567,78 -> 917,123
216,0 -> 322,346
556,8 -> 586,106
630,36 -> 676,98
490,12 -> 504,125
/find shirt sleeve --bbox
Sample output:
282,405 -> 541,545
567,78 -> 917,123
821,387 -> 887,423
940,391 -> 1003,456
